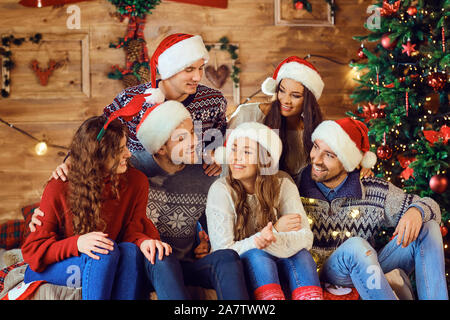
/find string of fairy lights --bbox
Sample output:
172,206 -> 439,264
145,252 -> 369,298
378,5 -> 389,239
0,117 -> 68,156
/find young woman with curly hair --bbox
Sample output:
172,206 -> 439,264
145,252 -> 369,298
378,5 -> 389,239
206,122 -> 323,300
21,116 -> 171,300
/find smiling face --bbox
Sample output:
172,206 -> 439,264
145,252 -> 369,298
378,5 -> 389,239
165,58 -> 205,96
310,138 -> 348,188
277,78 -> 305,118
163,118 -> 199,165
105,135 -> 131,175
229,137 -> 260,183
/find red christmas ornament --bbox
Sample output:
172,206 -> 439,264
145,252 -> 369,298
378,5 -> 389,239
295,1 -> 304,10
429,174 -> 448,193
427,72 -> 447,92
377,145 -> 393,160
357,45 -> 367,59
407,6 -> 417,16
381,33 -> 397,50
441,226 -> 448,237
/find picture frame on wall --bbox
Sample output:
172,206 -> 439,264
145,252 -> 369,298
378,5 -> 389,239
274,0 -> 335,27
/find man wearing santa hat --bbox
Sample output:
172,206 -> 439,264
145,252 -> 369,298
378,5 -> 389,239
51,33 -> 225,180
295,117 -> 447,300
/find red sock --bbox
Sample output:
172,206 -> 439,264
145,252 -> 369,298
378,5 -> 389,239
292,285 -> 323,300
253,283 -> 286,300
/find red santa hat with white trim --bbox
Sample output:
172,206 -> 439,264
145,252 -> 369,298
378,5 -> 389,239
145,33 -> 210,102
214,122 -> 282,166
311,117 -> 377,172
136,100 -> 192,155
261,56 -> 324,101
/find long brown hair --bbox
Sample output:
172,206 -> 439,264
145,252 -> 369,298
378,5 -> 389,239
67,116 -> 128,235
226,144 -> 281,241
264,82 -> 323,174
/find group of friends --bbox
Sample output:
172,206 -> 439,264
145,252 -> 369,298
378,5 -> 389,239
20,33 -> 448,300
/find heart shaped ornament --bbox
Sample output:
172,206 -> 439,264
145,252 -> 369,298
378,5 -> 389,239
205,65 -> 230,88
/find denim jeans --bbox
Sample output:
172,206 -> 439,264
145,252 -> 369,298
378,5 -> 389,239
145,249 -> 249,300
240,248 -> 321,296
321,221 -> 448,300
24,242 -> 147,300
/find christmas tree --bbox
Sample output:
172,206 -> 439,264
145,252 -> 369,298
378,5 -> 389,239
347,0 -> 449,294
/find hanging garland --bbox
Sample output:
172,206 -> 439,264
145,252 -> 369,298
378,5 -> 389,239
107,1 -> 162,87
107,0 -> 162,18
205,36 -> 240,88
293,0 -> 337,17
1,34 -> 42,98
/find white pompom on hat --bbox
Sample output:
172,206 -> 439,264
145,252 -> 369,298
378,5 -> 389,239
261,56 -> 324,101
311,117 -> 377,172
214,122 -> 282,167
148,33 -> 210,102
136,100 -> 192,155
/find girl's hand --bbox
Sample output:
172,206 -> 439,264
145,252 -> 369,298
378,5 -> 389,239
273,214 -> 302,232
254,222 -> 276,249
77,232 -> 115,260
360,167 -> 374,179
140,239 -> 172,265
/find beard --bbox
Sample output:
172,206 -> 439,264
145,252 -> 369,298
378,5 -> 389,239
310,164 -> 347,185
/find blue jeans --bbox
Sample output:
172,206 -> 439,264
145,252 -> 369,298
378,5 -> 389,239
321,221 -> 448,300
240,248 -> 321,296
145,249 -> 249,300
24,242 -> 147,300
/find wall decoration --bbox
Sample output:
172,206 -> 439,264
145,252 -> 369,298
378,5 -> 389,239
1,34 -> 42,98
30,59 -> 65,86
19,0 -> 94,7
1,33 -> 90,99
166,0 -> 227,8
205,37 -> 240,105
275,0 -> 335,27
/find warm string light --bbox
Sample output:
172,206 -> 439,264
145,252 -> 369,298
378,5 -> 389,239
0,117 -> 68,156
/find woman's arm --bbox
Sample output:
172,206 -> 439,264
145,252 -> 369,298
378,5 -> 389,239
21,180 -> 80,272
263,176 -> 314,258
121,172 -> 161,248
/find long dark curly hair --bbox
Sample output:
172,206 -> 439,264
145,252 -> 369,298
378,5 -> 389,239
67,115 -> 128,235
264,82 -> 323,175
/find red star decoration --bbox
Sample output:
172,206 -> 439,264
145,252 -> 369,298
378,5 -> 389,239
402,41 -> 416,56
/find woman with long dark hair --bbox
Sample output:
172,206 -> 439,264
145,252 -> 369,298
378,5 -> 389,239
21,115 -> 171,300
228,56 -> 324,180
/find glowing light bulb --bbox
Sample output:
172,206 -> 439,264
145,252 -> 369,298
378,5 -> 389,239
350,209 -> 360,219
35,141 -> 48,156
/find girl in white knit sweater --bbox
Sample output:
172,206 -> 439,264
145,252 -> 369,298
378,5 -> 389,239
206,122 -> 322,300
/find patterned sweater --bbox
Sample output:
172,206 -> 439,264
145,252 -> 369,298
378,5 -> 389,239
131,153 -> 218,262
104,81 -> 228,154
296,165 -> 441,265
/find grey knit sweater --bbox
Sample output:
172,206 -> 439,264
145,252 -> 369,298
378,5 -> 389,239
296,165 -> 441,265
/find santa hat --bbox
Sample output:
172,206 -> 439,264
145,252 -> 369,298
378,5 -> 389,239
261,56 -> 324,101
311,117 -> 377,172
214,122 -> 282,167
97,92 -> 160,141
147,33 -> 209,100
136,100 -> 192,154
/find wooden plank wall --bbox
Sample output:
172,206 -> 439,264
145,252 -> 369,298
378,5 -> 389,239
0,0 -> 372,220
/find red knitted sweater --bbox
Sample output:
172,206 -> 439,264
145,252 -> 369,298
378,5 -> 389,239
22,167 -> 159,272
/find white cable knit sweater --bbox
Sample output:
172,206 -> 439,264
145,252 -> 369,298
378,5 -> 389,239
205,171 -> 313,258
